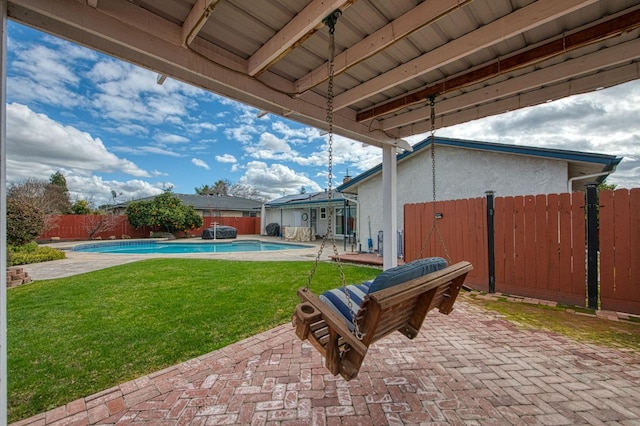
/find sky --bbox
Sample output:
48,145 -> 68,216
5,22 -> 640,207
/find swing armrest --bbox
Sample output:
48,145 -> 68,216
296,288 -> 368,356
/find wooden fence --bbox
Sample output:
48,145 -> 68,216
39,215 -> 260,241
405,189 -> 640,315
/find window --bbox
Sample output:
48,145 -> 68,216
320,207 -> 326,219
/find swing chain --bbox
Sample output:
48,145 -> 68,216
306,10 -> 364,340
419,96 -> 451,262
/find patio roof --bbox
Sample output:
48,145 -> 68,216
7,0 -> 640,151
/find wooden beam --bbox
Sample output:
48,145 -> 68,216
393,62 -> 640,138
358,6 -> 640,123
381,37 -> 640,131
247,0 -> 349,77
294,0 -> 472,94
181,0 -> 221,46
333,0 -> 598,112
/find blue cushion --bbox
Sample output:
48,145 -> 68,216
319,281 -> 372,330
367,257 -> 448,294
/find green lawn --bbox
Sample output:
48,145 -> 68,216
8,258 -> 379,423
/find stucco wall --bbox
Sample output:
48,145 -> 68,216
356,146 -> 568,242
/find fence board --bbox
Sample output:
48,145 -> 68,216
524,195 -> 537,289
535,194 -> 549,293
571,192 -> 586,300
546,194 -> 560,293
558,193 -> 573,294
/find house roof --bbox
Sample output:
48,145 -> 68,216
266,190 -> 351,209
11,1 -> 638,150
338,136 -> 623,192
116,193 -> 262,211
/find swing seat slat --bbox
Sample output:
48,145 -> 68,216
293,260 -> 473,381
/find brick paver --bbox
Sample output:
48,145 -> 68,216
12,300 -> 640,425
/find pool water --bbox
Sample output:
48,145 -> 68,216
72,240 -> 310,254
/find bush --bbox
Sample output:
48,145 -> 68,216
8,243 -> 66,266
7,199 -> 44,246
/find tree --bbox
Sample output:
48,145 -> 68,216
196,179 -> 266,201
71,199 -> 94,215
195,179 -> 230,196
126,190 -> 202,234
81,214 -> 120,239
598,180 -> 617,191
7,199 -> 44,246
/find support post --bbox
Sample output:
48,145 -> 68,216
485,191 -> 496,293
382,145 -> 398,270
0,0 -> 7,422
586,183 -> 599,310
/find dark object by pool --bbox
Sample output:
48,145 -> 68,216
202,226 -> 237,239
266,223 -> 280,236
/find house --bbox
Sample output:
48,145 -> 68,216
261,190 -> 356,241
113,193 -> 262,217
338,136 -> 622,251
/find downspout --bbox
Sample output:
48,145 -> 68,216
567,171 -> 612,192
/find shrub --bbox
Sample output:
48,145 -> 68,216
7,199 -> 44,246
8,243 -> 66,266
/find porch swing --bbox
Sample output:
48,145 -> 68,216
292,11 -> 473,381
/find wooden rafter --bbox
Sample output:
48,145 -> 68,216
332,0 -> 598,112
381,37 -> 640,132
181,0 -> 222,46
247,0 -> 352,77
358,7 -> 640,123
294,0 -> 473,94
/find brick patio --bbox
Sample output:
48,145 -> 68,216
13,299 -> 640,425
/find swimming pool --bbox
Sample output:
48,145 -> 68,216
72,240 -> 311,254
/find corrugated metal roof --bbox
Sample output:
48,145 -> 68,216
10,0 -> 639,150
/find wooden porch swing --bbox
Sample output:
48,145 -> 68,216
291,11 -> 473,382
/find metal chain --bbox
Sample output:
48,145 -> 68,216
419,96 -> 451,262
305,11 -> 364,339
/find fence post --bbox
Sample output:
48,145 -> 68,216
586,183 -> 599,310
485,191 -> 496,293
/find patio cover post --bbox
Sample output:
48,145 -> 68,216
382,145 -> 398,270
0,0 -> 8,422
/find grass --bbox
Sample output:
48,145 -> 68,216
464,294 -> 640,351
7,258 -> 379,423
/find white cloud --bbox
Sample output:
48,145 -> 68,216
240,161 -> 322,200
216,154 -> 237,163
156,133 -> 190,144
6,103 -> 150,179
191,158 -> 210,170
66,175 -> 165,207
112,145 -> 183,157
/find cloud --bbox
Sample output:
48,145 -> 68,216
239,161 -> 322,200
191,158 -> 210,170
6,103 -> 150,179
65,175 -> 165,206
216,154 -> 237,163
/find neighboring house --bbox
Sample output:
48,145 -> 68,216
338,136 -> 622,247
112,193 -> 262,217
262,190 -> 356,240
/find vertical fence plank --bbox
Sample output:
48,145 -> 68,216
513,196 -> 526,291
614,189 -> 632,300
599,190 -> 615,304
535,194 -> 549,293
494,197 -> 505,290
546,194 -> 561,293
558,193 -> 573,293
571,192 -> 586,302
630,189 -> 640,305
524,195 -> 537,290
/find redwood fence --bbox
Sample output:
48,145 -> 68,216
39,215 -> 261,241
405,188 -> 640,315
